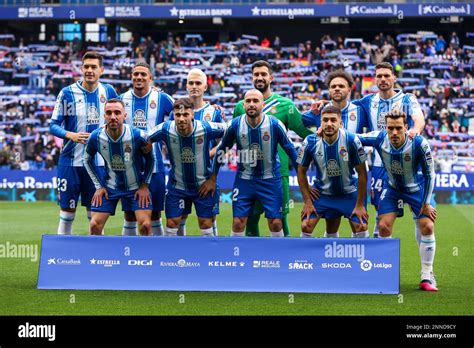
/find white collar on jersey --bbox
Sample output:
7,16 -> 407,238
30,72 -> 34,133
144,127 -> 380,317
76,80 -> 100,93
131,87 -> 153,99
378,89 -> 403,102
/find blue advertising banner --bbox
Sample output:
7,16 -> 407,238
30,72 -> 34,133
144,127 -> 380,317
0,4 -> 472,20
38,235 -> 399,294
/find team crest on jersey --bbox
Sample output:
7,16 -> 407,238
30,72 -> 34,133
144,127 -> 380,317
349,113 -> 356,121
327,159 -> 342,177
270,107 -> 277,114
196,136 -> 204,145
181,147 -> 195,163
262,132 -> 270,142
150,101 -> 157,109
124,145 -> 132,153
111,154 -> 125,171
339,147 -> 348,161
204,111 -> 212,121
100,94 -> 106,104
404,153 -> 411,162
133,109 -> 147,128
250,143 -> 264,160
87,106 -> 100,125
390,160 -> 404,175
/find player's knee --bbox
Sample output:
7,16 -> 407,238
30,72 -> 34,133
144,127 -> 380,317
269,219 -> 282,232
232,218 -> 246,231
354,223 -> 368,233
167,218 -> 180,229
139,221 -> 151,236
419,219 -> 434,235
301,219 -> 315,233
198,219 -> 212,229
378,220 -> 392,237
89,220 -> 103,235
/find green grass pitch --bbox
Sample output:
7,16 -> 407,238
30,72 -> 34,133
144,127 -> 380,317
0,201 -> 472,315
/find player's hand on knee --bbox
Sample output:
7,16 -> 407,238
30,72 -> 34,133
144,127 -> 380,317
92,187 -> 108,207
419,204 -> 437,222
351,205 -> 369,225
198,177 -> 216,198
309,187 -> 320,201
301,201 -> 317,221
135,184 -> 151,209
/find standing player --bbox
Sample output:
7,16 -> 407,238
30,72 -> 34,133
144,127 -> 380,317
233,60 -> 312,237
119,61 -> 174,236
302,70 -> 369,237
354,63 -> 425,238
148,98 -> 226,237
207,89 -> 298,237
297,106 -> 369,238
50,51 -> 117,235
170,68 -> 225,236
84,99 -> 154,236
358,110 -> 438,291
302,70 -> 367,133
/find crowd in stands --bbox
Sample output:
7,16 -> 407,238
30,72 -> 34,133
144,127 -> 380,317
0,30 -> 473,173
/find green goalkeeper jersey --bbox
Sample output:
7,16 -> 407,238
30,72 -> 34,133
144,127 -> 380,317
233,93 -> 312,177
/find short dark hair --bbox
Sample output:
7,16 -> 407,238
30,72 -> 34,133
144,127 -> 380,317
133,60 -> 152,75
375,62 -> 395,74
251,60 -> 273,75
105,98 -> 125,108
325,70 -> 355,89
173,98 -> 194,111
82,51 -> 103,67
321,105 -> 341,117
385,109 -> 407,124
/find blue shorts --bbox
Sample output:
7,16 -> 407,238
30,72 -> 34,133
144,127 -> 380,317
91,188 -> 153,215
233,176 -> 283,219
149,172 -> 165,212
305,191 -> 367,224
378,184 -> 430,219
165,186 -> 219,219
371,166 -> 404,217
57,165 -> 104,209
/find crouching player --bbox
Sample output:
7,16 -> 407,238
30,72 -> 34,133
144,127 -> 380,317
358,110 -> 438,291
297,105 -> 369,238
84,99 -> 154,235
148,98 -> 227,237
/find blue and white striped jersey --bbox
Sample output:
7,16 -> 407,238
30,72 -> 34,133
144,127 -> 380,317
358,131 -> 435,204
353,90 -> 423,167
297,129 -> 367,195
148,120 -> 226,191
120,88 -> 174,174
50,80 -> 118,167
84,124 -> 153,192
302,101 -> 368,134
214,114 -> 298,180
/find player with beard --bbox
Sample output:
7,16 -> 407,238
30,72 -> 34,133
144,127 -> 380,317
233,60 -> 313,237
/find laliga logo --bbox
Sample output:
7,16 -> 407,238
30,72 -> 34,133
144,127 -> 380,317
360,259 -> 373,271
